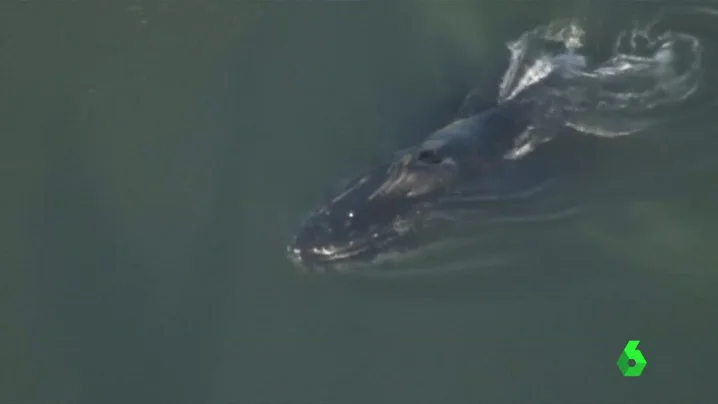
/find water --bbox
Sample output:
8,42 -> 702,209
1,2 -> 717,403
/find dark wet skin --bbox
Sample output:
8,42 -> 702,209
287,97 -> 583,274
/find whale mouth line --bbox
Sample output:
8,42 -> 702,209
286,226 -> 404,272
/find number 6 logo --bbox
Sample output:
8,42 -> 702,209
617,340 -> 647,377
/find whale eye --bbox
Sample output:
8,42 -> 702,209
417,149 -> 442,164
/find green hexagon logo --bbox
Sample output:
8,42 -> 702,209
617,340 -> 647,377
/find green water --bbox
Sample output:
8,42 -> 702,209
2,2 -> 717,403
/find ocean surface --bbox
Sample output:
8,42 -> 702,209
2,2 -> 717,403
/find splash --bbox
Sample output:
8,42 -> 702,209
499,11 -> 707,155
